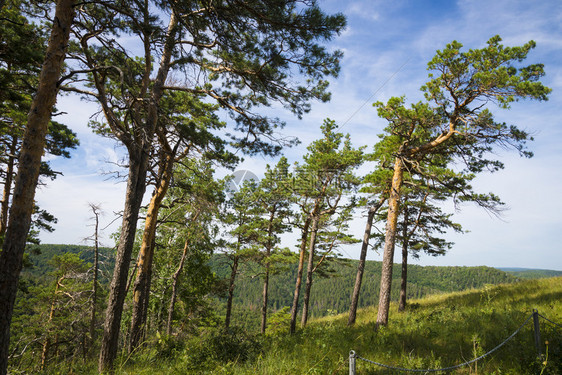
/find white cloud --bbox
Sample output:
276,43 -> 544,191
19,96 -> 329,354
346,2 -> 380,21
34,0 -> 562,270
35,174 -> 127,246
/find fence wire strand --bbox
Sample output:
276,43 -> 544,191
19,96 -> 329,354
538,313 -> 562,330
353,312 -> 534,373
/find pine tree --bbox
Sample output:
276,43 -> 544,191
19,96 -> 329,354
374,36 -> 550,327
289,119 -> 363,331
0,2 -> 76,373
62,2 -> 345,369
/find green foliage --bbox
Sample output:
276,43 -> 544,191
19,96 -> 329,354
10,251 -> 97,372
12,245 -> 561,375
0,2 -> 79,247
148,159 -> 226,336
71,0 -> 346,156
184,327 -> 263,371
265,306 -> 292,337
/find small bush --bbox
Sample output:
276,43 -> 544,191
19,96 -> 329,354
186,327 -> 263,370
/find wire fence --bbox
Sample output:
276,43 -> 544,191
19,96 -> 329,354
349,309 -> 560,374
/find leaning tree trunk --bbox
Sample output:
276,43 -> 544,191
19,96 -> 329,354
376,157 -> 404,328
289,217 -> 311,334
98,12 -> 178,373
224,255 -> 239,330
0,137 -> 17,237
129,149 -> 174,352
0,2 -> 75,373
348,203 -> 380,326
99,148 -> 150,368
300,216 -> 320,328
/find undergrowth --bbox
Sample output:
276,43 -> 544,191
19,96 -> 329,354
28,277 -> 562,374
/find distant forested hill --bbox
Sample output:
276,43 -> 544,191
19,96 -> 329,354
498,267 -> 562,279
22,243 -> 114,284
210,254 -> 517,331
26,245 -> 517,332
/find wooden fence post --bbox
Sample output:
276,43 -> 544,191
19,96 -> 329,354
349,350 -> 356,375
533,309 -> 542,357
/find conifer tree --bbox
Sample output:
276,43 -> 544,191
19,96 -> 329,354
250,158 -> 294,334
0,1 -> 76,372
222,180 -> 259,330
289,119 -> 363,332
374,36 -> 550,327
63,2 -> 345,369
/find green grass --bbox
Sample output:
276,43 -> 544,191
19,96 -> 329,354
33,277 -> 562,374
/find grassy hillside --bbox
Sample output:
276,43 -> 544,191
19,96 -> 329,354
117,277 -> 562,374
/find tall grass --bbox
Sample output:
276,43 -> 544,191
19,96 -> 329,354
32,277 -> 562,374
191,277 -> 562,374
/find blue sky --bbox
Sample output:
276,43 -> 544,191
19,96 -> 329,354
37,0 -> 562,270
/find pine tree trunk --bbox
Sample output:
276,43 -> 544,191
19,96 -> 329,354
289,217 -> 310,334
398,239 -> 408,312
0,137 -> 17,238
376,157 -> 404,328
166,239 -> 189,336
260,211 -> 275,334
224,255 -> 239,330
129,150 -> 174,352
300,215 -> 319,328
41,277 -> 63,370
398,204 -> 409,312
90,207 -> 100,344
98,12 -> 177,373
98,149 -> 149,367
348,205 -> 377,326
260,266 -> 270,334
0,2 -> 75,373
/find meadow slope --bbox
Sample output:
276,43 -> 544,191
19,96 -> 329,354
114,277 -> 561,374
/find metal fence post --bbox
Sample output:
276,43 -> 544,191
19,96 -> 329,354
349,350 -> 356,375
533,309 -> 542,357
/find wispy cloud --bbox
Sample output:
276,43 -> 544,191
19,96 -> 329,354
37,0 -> 562,269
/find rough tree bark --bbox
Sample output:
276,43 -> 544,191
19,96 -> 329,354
0,137 -> 17,237
224,255 -> 239,330
260,211 -> 275,334
289,217 -> 310,334
98,149 -> 149,367
398,205 -> 409,312
129,148 -> 174,351
300,216 -> 319,328
348,202 -> 381,326
98,12 -> 178,373
376,157 -> 404,328
0,1 -> 75,373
